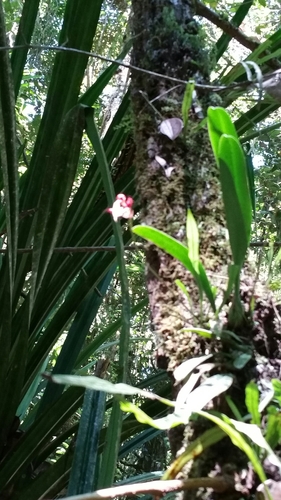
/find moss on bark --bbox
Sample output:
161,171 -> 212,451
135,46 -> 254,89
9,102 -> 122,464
131,0 -> 229,371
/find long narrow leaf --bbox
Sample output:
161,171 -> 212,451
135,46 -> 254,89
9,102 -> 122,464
85,109 -> 131,487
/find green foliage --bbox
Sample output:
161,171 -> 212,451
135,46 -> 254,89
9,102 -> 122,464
0,1 -> 159,497
132,224 -> 216,312
207,107 -> 252,268
1,0 -> 281,497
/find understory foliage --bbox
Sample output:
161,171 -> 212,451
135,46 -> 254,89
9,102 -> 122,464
0,0 -> 281,499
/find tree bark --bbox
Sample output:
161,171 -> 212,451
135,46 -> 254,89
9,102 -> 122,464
130,1 -> 281,499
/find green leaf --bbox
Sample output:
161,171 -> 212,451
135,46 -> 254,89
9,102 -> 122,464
30,104 -> 85,306
215,0 -> 254,62
223,264 -> 241,305
133,225 -> 196,275
198,262 -> 216,312
265,410 -> 281,449
175,279 -> 191,304
272,379 -> 281,405
218,135 -> 252,266
133,225 -> 216,311
207,108 -> 252,267
11,0 -> 40,99
182,81 -> 195,130
244,143 -> 256,216
207,107 -> 238,164
120,401 -> 182,430
245,382 -> 261,425
233,352 -> 252,369
67,389 -> 106,495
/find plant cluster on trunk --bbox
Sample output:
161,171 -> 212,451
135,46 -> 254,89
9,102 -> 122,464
130,1 -> 281,497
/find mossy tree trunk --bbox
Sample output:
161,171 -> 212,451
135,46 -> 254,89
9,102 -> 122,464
130,1 -> 281,498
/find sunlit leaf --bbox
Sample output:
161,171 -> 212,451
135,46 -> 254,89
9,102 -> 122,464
245,381 -> 260,426
48,373 -> 174,407
174,354 -> 212,382
182,82 -> 195,129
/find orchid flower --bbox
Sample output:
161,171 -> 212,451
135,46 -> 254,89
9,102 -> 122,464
106,193 -> 134,222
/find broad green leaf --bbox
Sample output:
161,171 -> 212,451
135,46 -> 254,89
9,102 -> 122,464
133,225 -> 196,275
207,107 -> 238,163
207,108 -> 252,266
245,382 -> 261,426
133,226 -> 216,311
218,135 -> 252,266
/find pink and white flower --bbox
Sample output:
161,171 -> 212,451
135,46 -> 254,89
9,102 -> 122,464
106,193 -> 134,222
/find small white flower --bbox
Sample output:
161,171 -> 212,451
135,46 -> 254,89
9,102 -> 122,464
159,118 -> 183,140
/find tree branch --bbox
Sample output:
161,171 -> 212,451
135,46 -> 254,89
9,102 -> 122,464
55,477 -> 231,500
195,0 -> 259,52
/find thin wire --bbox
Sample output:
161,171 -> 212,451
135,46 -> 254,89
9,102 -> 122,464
0,43 -> 230,91
0,245 -> 145,254
0,242 -> 277,254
